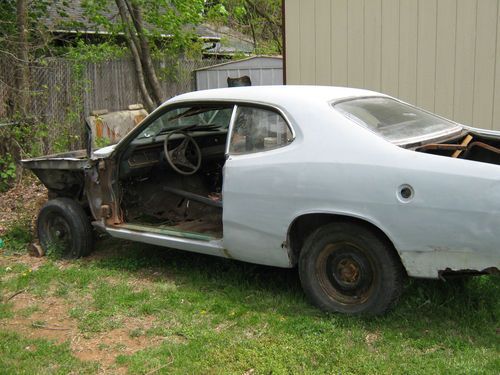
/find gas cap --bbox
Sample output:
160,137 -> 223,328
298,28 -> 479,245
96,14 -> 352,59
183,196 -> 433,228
397,184 -> 414,203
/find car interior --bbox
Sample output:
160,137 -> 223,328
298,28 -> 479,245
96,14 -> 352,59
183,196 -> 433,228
115,103 -> 293,240
116,105 -> 232,239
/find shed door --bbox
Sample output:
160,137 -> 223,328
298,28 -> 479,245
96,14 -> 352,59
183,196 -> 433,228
222,104 -> 295,267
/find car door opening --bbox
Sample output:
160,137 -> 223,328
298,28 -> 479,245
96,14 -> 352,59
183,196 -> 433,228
115,105 -> 233,240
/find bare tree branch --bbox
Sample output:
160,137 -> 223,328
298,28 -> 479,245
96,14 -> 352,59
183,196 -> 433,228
244,0 -> 282,28
115,0 -> 155,112
126,0 -> 163,106
244,0 -> 282,52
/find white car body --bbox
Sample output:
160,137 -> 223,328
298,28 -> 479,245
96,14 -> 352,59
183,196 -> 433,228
146,86 -> 498,278
24,86 -> 500,314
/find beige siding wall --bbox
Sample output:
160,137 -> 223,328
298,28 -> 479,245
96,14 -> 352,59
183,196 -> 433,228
285,0 -> 500,130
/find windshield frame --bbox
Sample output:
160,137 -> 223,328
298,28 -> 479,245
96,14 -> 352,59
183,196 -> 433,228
332,96 -> 463,146
135,104 -> 235,141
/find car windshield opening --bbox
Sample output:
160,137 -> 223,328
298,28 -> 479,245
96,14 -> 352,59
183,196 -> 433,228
333,97 -> 461,144
138,105 -> 233,140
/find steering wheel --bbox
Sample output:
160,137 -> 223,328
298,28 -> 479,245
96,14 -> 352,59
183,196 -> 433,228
163,130 -> 202,175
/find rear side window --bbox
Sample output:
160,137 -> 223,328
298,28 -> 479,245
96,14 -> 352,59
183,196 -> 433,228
229,106 -> 293,154
334,97 -> 461,144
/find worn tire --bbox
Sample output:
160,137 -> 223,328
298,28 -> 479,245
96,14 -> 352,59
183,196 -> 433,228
37,198 -> 93,259
299,223 -> 404,316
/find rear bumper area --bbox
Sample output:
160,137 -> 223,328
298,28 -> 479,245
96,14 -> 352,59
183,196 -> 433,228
400,250 -> 500,279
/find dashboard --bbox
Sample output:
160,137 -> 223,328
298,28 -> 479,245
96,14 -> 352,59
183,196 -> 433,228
119,130 -> 228,178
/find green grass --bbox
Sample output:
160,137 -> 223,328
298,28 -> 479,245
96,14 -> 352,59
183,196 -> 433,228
1,217 -> 32,255
1,237 -> 499,374
0,331 -> 97,374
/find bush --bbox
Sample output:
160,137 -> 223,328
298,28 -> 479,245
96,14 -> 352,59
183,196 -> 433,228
2,217 -> 32,254
0,154 -> 16,192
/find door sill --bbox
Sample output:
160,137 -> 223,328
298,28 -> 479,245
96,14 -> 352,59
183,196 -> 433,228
117,223 -> 218,241
105,223 -> 224,257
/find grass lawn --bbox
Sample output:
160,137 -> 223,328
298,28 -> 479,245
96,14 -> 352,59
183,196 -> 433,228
0,236 -> 498,374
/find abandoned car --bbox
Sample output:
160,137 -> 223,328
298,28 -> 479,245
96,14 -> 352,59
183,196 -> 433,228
22,86 -> 500,315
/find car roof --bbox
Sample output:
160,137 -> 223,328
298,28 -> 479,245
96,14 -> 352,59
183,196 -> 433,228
166,85 -> 388,106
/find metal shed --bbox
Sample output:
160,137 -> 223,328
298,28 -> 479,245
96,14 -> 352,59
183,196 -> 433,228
193,56 -> 283,90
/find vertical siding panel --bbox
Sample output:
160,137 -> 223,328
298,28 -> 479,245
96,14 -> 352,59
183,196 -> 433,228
299,0 -> 316,84
315,0 -> 332,84
494,4 -> 500,130
285,0 -> 301,84
434,0 -> 456,119
331,0 -> 348,86
381,0 -> 399,96
416,0 -> 437,111
285,0 -> 500,131
399,0 -> 418,103
454,0 -> 477,125
347,0 -> 364,88
364,0 -> 382,91
472,0 -> 497,130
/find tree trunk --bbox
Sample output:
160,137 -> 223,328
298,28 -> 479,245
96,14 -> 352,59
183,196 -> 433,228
16,0 -> 29,117
115,0 -> 155,112
247,13 -> 257,50
127,0 -> 164,106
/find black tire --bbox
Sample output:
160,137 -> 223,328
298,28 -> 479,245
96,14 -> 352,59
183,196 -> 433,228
37,198 -> 94,259
299,222 -> 404,316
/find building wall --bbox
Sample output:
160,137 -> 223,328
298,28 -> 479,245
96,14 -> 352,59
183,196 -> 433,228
285,0 -> 500,130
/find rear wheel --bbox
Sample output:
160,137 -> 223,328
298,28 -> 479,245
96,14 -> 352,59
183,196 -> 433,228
299,223 -> 404,315
37,198 -> 93,259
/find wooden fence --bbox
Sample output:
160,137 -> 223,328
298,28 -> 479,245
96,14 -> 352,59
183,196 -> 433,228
0,56 -> 216,153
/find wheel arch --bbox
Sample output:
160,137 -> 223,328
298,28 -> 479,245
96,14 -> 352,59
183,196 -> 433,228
286,212 -> 404,270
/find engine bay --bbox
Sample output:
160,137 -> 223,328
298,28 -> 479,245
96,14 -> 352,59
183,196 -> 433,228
414,131 -> 500,165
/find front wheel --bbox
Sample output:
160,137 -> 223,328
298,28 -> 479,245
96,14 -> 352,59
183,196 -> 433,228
299,223 -> 404,315
37,198 -> 94,259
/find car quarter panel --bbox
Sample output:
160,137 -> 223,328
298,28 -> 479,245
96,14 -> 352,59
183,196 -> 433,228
222,97 -> 500,278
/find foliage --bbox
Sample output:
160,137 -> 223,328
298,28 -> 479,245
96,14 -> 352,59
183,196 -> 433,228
65,40 -> 127,62
205,0 -> 283,54
0,120 -> 49,190
0,0 -> 284,162
0,154 -> 16,192
79,0 -> 206,57
44,242 -> 66,260
2,216 -> 32,254
0,0 -> 63,54
94,135 -> 111,149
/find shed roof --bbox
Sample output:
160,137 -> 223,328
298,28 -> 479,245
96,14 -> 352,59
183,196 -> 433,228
194,56 -> 283,72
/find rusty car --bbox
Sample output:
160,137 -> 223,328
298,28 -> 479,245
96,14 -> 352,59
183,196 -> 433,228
22,86 -> 500,315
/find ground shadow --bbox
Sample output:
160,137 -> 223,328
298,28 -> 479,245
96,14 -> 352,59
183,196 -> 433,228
88,237 -> 499,344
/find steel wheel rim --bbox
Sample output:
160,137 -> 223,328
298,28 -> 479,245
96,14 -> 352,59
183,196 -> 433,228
41,213 -> 73,253
315,242 -> 376,305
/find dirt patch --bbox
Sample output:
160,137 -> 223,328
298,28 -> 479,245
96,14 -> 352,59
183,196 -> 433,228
2,293 -> 78,343
365,331 -> 380,352
0,253 -> 47,269
1,290 -> 164,372
0,178 -> 47,236
72,315 -> 162,368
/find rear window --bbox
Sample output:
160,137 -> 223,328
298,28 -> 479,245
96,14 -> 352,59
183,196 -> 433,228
334,97 -> 461,144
